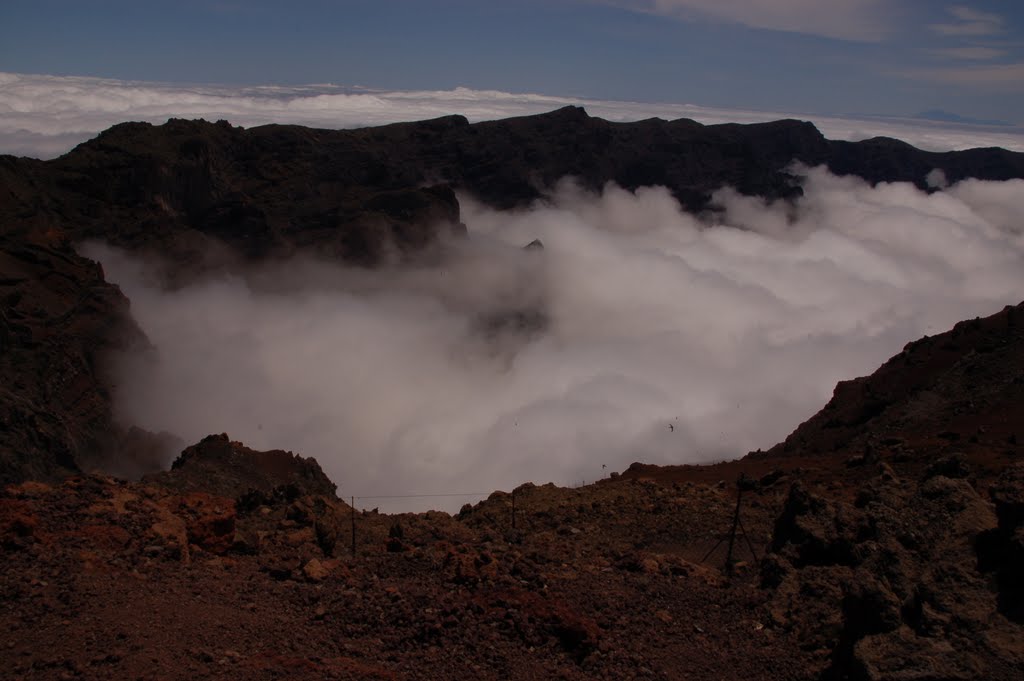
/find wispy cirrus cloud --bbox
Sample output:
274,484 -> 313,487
929,5 -> 1005,37
928,46 -> 1007,61
598,0 -> 892,41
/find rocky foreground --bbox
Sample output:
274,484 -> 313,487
3,300 -> 1023,680
2,110 -> 1024,679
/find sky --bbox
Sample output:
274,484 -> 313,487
2,1 -> 1024,126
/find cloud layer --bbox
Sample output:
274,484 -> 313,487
4,72 -> 1023,160
929,5 -> 1005,37
83,168 -> 1024,511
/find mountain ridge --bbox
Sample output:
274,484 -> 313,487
4,108 -> 1024,267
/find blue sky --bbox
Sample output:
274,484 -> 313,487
2,1 -> 1023,123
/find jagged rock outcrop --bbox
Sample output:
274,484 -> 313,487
978,463 -> 1024,624
747,301 -> 1024,680
763,466 -> 1020,680
0,119 -> 466,272
0,236 -> 159,484
143,433 -> 337,500
757,301 -> 1024,464
3,109 -> 1023,271
609,299 -> 1024,679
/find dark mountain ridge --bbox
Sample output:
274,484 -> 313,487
4,107 -> 1023,270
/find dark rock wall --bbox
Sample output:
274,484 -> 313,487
0,236 -> 147,483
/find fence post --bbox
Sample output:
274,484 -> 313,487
350,495 -> 356,557
724,475 -> 745,576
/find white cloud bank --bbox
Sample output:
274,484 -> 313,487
83,168 -> 1024,511
3,72 -> 1023,159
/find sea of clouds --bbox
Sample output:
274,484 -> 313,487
83,167 -> 1024,511
17,69 -> 1021,509
3,71 -> 1024,159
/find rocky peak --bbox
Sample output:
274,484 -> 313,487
144,434 -> 338,500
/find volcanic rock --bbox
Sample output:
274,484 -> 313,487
0,236 -> 153,484
144,433 -> 337,500
757,302 -> 1024,466
3,110 -> 1022,272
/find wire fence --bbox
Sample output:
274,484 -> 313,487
343,477 -> 600,512
340,487 -> 522,555
338,475 -> 764,578
352,492 -> 491,501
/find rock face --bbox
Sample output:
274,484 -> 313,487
0,119 -> 466,272
3,109 -> 1023,269
606,299 -> 1024,679
757,302 -> 1024,463
0,236 -> 152,484
978,463 -> 1024,624
765,472 -> 1016,680
144,433 -> 337,499
749,302 -> 1024,679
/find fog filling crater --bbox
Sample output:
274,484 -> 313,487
84,167 -> 1024,510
